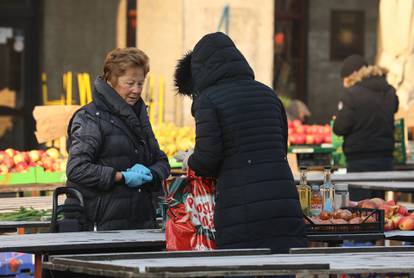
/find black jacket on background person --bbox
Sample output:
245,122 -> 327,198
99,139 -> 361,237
333,66 -> 399,161
175,32 -> 307,253
66,77 -> 170,231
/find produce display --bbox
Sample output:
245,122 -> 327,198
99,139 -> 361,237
288,119 -> 332,145
356,198 -> 414,231
306,198 -> 414,231
307,208 -> 377,225
152,123 -> 195,157
0,148 -> 66,174
0,207 -> 51,221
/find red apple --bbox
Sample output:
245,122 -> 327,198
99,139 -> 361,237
386,200 -> 396,206
384,218 -> 395,231
295,126 -> 305,134
4,148 -> 16,157
323,124 -> 331,133
14,161 -> 29,173
41,156 -> 55,171
46,148 -> 60,159
370,198 -> 385,208
0,164 -> 9,175
391,215 -> 403,227
13,152 -> 30,165
292,119 -> 302,128
288,119 -> 293,129
313,134 -> 323,145
0,151 -> 6,163
306,134 -> 315,145
29,150 -> 41,163
324,135 -> 332,144
399,217 -> 414,231
2,156 -> 14,170
289,133 -> 297,145
378,204 -> 398,218
296,134 -> 306,145
397,205 -> 409,216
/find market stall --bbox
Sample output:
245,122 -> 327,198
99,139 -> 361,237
0,229 -> 165,278
43,249 -> 414,277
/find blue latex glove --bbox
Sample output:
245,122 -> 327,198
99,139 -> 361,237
122,171 -> 153,188
129,163 -> 152,176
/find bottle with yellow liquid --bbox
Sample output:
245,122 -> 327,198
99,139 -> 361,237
296,167 -> 311,216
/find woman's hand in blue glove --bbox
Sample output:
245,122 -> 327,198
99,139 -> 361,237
122,170 -> 153,188
129,163 -> 151,176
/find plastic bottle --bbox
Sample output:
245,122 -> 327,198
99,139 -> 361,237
334,183 -> 349,209
320,167 -> 335,212
296,167 -> 311,216
310,184 -> 322,217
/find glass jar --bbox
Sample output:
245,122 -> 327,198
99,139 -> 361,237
334,183 -> 349,209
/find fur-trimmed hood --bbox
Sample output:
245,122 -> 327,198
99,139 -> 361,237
174,32 -> 254,98
345,65 -> 388,88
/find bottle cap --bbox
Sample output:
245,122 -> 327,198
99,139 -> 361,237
311,184 -> 320,190
335,183 -> 348,191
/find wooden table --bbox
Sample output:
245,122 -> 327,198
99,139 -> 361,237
294,170 -> 414,184
42,250 -> 414,277
0,229 -> 165,278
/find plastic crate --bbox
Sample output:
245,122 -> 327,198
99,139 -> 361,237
0,252 -> 34,276
35,167 -> 66,183
305,207 -> 384,234
0,167 -> 37,185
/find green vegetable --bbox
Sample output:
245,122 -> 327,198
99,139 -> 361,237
0,207 -> 52,221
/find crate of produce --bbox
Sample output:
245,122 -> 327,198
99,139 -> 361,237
0,252 -> 34,276
35,167 -> 66,183
304,207 -> 384,234
0,167 -> 37,185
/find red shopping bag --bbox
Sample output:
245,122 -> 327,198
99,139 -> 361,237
165,168 -> 216,251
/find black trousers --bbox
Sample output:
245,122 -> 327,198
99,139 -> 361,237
346,157 -> 393,201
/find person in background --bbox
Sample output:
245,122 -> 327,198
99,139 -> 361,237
174,32 -> 307,254
66,47 -> 170,231
286,99 -> 311,123
333,54 -> 399,200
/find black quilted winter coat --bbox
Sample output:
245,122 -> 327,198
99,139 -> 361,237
66,77 -> 170,231
174,32 -> 307,253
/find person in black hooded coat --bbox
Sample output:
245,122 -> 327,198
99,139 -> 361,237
174,32 -> 307,254
334,55 -> 399,200
66,48 -> 170,231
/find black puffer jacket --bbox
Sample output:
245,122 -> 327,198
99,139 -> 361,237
175,32 -> 307,253
333,67 -> 399,160
66,77 -> 170,231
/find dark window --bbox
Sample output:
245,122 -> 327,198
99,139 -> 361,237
330,10 -> 365,60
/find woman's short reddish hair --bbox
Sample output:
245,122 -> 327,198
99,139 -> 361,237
103,47 -> 150,84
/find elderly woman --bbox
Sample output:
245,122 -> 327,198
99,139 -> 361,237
174,32 -> 307,254
66,47 -> 170,231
